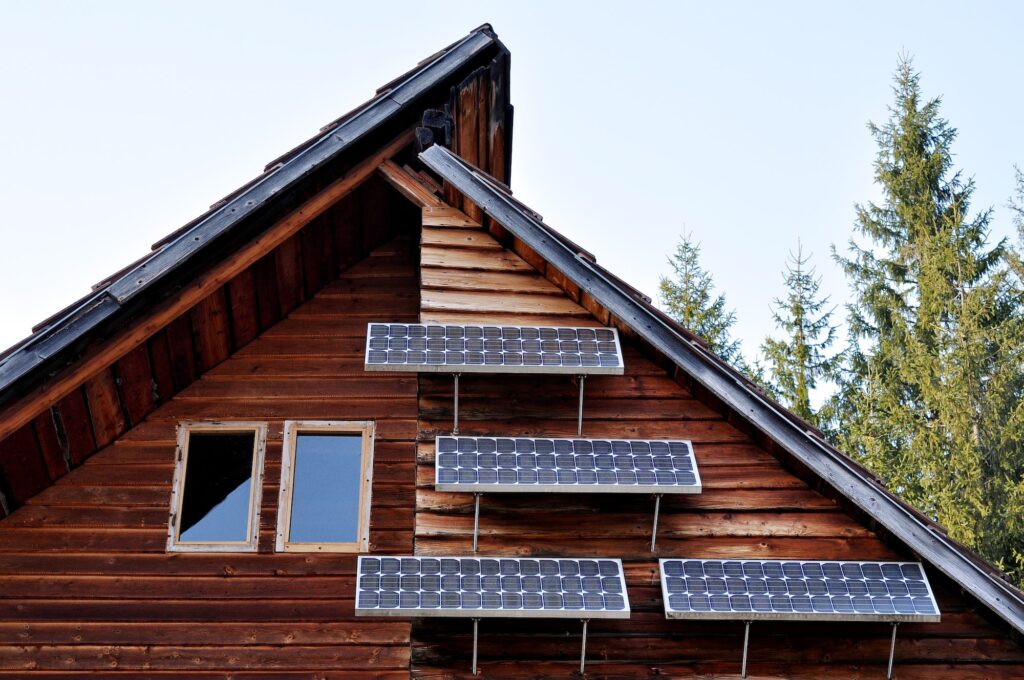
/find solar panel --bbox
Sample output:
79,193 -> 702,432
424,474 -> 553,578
435,436 -> 701,494
355,556 -> 630,619
660,559 -> 940,623
364,323 -> 624,375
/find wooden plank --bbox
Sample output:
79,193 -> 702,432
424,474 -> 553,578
416,488 -> 837,513
226,267 -> 259,348
114,344 -> 155,426
300,214 -> 334,296
419,311 -> 602,327
164,313 -> 198,391
377,160 -> 444,208
0,643 -> 409,670
0,425 -> 48,505
421,205 -> 481,228
421,268 -> 562,295
0,127 -> 414,444
421,289 -> 590,316
417,396 -> 719,421
420,227 -> 502,250
274,233 -> 305,315
421,245 -> 534,272
82,369 -> 126,449
31,412 -> 67,481
191,287 -> 232,371
51,388 -> 94,467
0,621 -> 408,645
252,250 -> 282,331
456,76 -> 482,223
414,511 -> 874,540
145,331 -> 175,405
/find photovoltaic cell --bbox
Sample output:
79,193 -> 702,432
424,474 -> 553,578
435,436 -> 701,494
355,556 -> 630,619
364,323 -> 624,375
660,559 -> 940,623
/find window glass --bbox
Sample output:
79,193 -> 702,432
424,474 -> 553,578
277,421 -> 373,552
179,431 -> 256,542
289,434 -> 363,543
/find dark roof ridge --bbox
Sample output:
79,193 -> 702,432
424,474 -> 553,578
419,143 -> 1024,636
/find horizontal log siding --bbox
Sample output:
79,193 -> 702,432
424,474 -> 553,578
413,204 -> 1024,678
0,236 -> 419,676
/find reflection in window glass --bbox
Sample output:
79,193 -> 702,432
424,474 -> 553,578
289,434 -> 362,543
179,432 -> 256,543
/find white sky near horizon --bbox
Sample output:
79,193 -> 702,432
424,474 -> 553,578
1,1 -> 1022,365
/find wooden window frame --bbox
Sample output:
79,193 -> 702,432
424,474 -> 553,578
166,421 -> 268,553
275,420 -> 375,553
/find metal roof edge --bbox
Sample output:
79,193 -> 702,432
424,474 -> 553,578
419,143 -> 1024,636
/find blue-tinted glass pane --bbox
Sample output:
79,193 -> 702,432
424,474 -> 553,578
289,434 -> 363,543
179,432 -> 255,543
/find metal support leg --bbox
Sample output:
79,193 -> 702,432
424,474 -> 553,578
453,373 -> 461,435
740,620 -> 751,678
472,493 -> 482,553
887,622 -> 898,680
471,618 -> 479,675
650,494 -> 663,552
579,619 -> 588,674
576,375 -> 586,436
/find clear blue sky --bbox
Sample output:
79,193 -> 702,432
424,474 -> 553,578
1,1 -> 1022,359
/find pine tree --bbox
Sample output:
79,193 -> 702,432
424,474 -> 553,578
658,232 -> 743,364
830,58 -> 1024,583
761,243 -> 838,425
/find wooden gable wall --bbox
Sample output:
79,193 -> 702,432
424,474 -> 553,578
0,165 -> 416,519
0,226 -> 420,677
405,185 -> 1024,677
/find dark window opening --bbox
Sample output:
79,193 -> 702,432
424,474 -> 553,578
178,431 -> 256,543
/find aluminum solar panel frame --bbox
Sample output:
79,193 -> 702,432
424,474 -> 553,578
355,555 -> 631,673
659,558 -> 940,624
355,555 -> 630,620
435,436 -> 701,494
364,323 -> 625,375
660,559 -> 940,678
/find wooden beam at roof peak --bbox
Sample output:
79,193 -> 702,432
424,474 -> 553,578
377,160 -> 445,208
0,127 -> 416,444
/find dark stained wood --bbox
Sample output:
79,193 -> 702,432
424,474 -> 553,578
146,330 -> 176,406
252,251 -> 282,331
52,388 -> 95,467
274,233 -> 305,316
0,237 -> 418,674
115,343 -> 155,426
300,213 -> 335,297
226,266 -> 259,348
164,313 -> 198,392
0,425 -> 47,506
83,368 -> 128,449
190,287 -> 232,371
31,411 -> 67,481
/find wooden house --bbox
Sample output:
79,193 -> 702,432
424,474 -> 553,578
0,24 -> 1021,678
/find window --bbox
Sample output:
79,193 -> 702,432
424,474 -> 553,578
276,421 -> 374,552
167,422 -> 267,552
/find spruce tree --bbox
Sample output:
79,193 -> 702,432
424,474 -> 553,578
658,232 -> 743,364
761,243 -> 838,425
831,58 -> 1024,583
